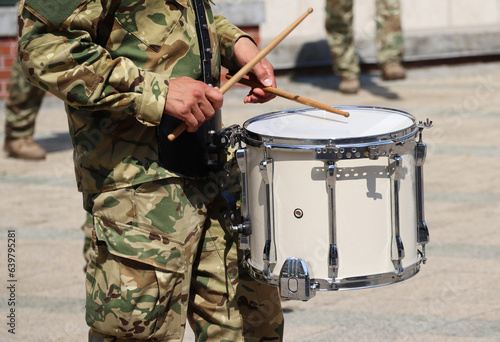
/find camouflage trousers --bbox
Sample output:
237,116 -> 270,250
5,58 -> 46,139
325,0 -> 405,78
82,212 -> 94,264
85,160 -> 284,341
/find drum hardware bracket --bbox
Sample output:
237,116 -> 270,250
417,118 -> 434,139
234,148 -> 251,250
206,124 -> 241,171
315,140 -> 338,160
390,155 -> 406,276
368,141 -> 413,161
279,257 -> 316,301
221,189 -> 250,232
368,145 -> 380,160
314,141 -> 417,162
226,210 -> 251,235
229,125 -> 244,150
210,124 -> 240,149
315,141 -> 367,161
225,207 -> 251,250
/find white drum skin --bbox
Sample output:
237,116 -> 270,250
240,107 -> 425,290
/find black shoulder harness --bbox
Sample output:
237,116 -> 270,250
156,0 -> 221,177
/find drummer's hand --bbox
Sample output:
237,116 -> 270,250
233,37 -> 276,104
163,77 -> 223,132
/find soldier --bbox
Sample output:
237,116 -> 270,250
18,1 -> 283,341
325,0 -> 406,94
3,58 -> 46,160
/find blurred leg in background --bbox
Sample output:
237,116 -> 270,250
3,58 -> 46,160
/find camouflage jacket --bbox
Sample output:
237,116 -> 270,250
18,0 -> 250,193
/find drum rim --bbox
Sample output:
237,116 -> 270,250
242,106 -> 418,148
245,257 -> 422,291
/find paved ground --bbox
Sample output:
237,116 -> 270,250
0,60 -> 499,341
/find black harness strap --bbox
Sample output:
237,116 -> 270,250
157,0 -> 219,177
192,0 -> 214,86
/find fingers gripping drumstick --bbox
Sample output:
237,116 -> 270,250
226,74 -> 350,117
167,8 -> 314,142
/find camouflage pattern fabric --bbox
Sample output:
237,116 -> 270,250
85,160 -> 283,341
82,212 -> 94,264
18,0 -> 284,340
5,58 -> 46,139
325,0 -> 404,78
18,0 -> 250,193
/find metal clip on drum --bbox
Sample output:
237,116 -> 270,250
230,107 -> 433,301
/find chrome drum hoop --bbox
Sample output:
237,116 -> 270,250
244,256 -> 422,291
242,106 -> 419,152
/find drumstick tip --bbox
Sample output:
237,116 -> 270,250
167,134 -> 176,141
307,8 -> 314,13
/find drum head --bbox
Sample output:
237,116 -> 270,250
243,106 -> 416,146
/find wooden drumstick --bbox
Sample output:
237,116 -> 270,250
226,74 -> 350,117
167,8 -> 314,142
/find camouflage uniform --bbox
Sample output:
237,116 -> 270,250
325,0 -> 405,78
18,0 -> 283,341
5,57 -> 45,139
85,161 -> 283,341
82,211 -> 94,263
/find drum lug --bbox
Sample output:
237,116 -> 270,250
368,145 -> 380,160
326,162 -> 339,279
235,149 -> 249,218
279,258 -> 316,301
390,156 -> 406,276
415,129 -> 431,263
260,156 -> 277,275
233,148 -> 252,250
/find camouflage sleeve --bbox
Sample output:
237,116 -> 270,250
214,14 -> 256,74
18,0 -> 167,126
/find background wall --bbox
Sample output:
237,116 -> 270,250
0,4 -> 17,97
259,0 -> 500,69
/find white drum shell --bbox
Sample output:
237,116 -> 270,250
246,148 -> 418,280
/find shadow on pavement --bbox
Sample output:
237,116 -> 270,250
36,132 -> 73,153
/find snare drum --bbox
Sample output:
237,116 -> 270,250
233,106 -> 431,301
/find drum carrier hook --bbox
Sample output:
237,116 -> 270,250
210,125 -> 252,251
